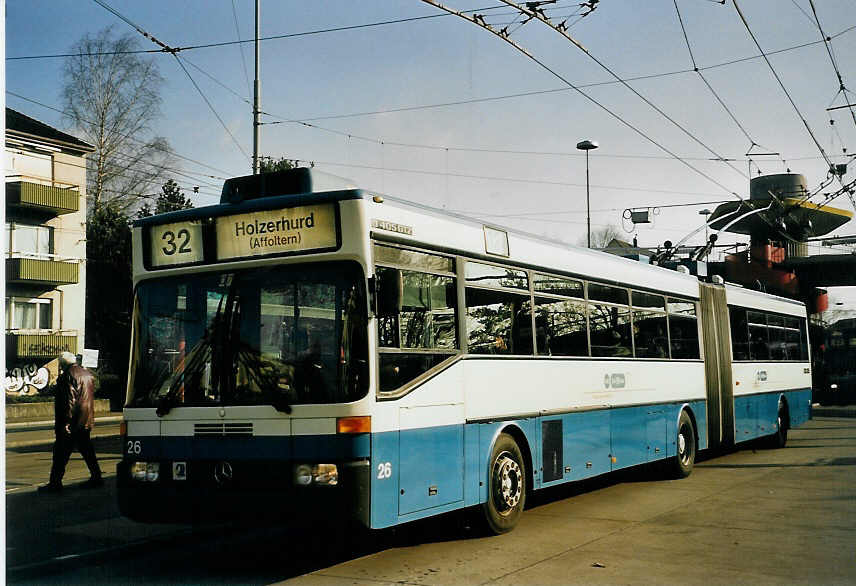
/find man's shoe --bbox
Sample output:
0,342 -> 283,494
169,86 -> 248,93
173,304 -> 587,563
80,477 -> 104,489
37,483 -> 62,494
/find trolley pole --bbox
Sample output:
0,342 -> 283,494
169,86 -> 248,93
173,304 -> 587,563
252,0 -> 260,174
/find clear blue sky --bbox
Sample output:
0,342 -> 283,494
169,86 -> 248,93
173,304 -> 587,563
6,0 -> 856,254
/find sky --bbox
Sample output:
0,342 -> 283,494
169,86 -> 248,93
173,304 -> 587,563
6,0 -> 856,257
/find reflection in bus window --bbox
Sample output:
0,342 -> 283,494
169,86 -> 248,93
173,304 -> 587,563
535,297 -> 588,356
533,273 -> 584,298
633,310 -> 668,358
589,304 -> 632,357
127,262 -> 368,409
465,262 -> 528,291
588,283 -> 629,305
375,261 -> 458,394
668,299 -> 700,359
466,288 -> 533,355
729,308 -> 750,360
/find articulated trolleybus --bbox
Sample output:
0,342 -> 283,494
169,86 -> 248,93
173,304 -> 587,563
120,168 -> 811,532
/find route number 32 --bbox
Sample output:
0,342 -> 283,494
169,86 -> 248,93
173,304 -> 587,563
161,228 -> 192,256
377,462 -> 392,479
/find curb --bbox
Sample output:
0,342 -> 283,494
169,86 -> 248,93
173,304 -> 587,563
812,406 -> 856,418
7,415 -> 124,431
6,416 -> 123,449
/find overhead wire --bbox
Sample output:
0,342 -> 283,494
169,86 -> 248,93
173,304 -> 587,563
421,0 -> 747,205
302,158 -> 727,198
7,91 -> 239,178
673,0 -> 781,176
231,0 -> 253,101
807,0 -> 856,133
496,1 -> 749,182
732,0 -> 838,182
88,0 -> 252,163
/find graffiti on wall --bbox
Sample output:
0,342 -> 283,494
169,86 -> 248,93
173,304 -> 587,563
5,363 -> 51,395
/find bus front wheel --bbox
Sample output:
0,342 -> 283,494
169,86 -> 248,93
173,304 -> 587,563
482,433 -> 526,534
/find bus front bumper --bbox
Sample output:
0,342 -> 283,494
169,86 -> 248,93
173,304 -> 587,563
117,458 -> 370,526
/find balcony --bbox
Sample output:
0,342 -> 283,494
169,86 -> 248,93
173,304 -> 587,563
6,180 -> 80,216
6,256 -> 80,286
6,332 -> 78,358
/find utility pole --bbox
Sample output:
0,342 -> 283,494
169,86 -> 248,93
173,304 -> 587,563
252,0 -> 260,174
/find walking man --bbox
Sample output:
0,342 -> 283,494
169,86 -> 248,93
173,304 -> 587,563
39,352 -> 103,492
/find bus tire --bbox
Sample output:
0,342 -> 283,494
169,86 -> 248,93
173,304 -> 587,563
768,402 -> 788,449
482,433 -> 526,534
670,410 -> 696,479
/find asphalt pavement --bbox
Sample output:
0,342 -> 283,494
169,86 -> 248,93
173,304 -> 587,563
5,416 -> 855,584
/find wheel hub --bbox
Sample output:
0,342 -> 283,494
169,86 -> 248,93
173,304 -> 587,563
493,453 -> 522,512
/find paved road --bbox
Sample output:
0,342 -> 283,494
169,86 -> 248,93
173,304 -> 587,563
6,417 -> 856,585
6,423 -> 122,493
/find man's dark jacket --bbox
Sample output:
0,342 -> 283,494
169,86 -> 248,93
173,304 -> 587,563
55,364 -> 96,433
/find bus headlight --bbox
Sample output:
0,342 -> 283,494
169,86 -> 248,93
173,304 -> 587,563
295,464 -> 313,486
130,462 -> 160,482
831,383 -> 839,390
294,463 -> 338,486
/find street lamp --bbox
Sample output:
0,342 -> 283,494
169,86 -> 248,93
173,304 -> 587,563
576,140 -> 599,248
699,208 -> 712,243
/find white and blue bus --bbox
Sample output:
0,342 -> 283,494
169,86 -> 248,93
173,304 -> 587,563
119,168 -> 812,532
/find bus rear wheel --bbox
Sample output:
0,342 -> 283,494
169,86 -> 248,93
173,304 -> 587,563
768,402 -> 788,449
670,410 -> 696,479
482,433 -> 526,534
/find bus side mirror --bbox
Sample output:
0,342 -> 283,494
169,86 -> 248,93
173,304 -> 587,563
376,269 -> 403,317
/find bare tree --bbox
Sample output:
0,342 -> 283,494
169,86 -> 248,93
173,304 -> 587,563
578,224 -> 625,249
62,28 -> 173,212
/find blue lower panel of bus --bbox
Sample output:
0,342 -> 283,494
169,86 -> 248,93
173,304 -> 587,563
370,400 -> 708,529
734,388 -> 812,444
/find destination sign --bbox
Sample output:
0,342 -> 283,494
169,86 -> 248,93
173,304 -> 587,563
215,203 -> 337,260
149,220 -> 205,267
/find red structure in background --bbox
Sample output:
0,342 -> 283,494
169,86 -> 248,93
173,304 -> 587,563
723,243 -> 799,298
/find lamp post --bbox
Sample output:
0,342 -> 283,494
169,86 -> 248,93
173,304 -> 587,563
576,140 -> 599,248
699,208 -> 712,243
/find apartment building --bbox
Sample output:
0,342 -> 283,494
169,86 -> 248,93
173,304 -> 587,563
5,108 -> 94,395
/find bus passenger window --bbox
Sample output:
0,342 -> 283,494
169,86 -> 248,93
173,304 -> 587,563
374,246 -> 458,394
535,297 -> 588,356
633,310 -> 668,358
748,311 -> 769,361
729,308 -> 750,360
589,304 -> 632,357
667,299 -> 700,360
466,288 -> 533,355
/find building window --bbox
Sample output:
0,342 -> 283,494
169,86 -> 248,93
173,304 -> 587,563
7,223 -> 54,258
6,297 -> 53,330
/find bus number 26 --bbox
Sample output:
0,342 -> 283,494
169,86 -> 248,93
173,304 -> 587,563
377,462 -> 392,479
161,229 -> 192,255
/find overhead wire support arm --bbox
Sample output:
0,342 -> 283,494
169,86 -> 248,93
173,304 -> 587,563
495,0 -> 750,183
419,0 -> 745,204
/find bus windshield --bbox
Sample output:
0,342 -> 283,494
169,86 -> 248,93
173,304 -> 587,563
127,261 -> 368,410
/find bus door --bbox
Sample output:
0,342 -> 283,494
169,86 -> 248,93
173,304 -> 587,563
699,283 -> 734,448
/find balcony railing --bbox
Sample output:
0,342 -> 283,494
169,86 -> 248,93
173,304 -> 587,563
6,331 -> 78,358
6,255 -> 80,285
6,179 -> 80,215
